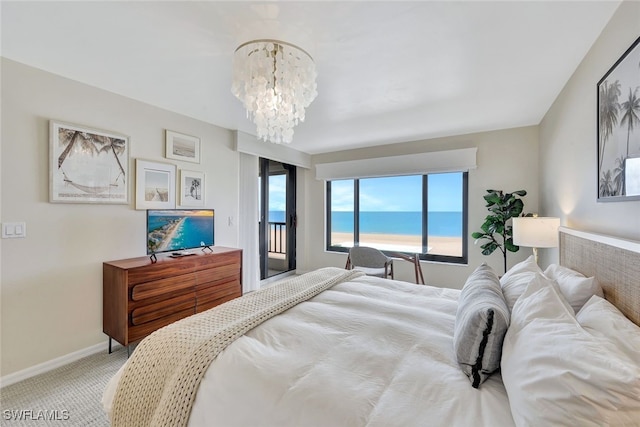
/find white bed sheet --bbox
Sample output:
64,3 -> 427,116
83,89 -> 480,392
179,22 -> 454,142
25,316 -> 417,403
104,275 -> 514,426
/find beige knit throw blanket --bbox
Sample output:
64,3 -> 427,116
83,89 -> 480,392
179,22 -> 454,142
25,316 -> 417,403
111,267 -> 364,427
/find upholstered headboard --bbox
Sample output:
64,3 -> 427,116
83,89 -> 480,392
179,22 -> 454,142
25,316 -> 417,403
559,227 -> 640,326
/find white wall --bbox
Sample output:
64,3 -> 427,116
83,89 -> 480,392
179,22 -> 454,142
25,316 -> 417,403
301,126 -> 540,287
539,1 -> 640,267
0,59 -> 240,376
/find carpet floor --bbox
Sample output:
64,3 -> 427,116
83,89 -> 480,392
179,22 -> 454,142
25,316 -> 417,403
1,348 -> 127,426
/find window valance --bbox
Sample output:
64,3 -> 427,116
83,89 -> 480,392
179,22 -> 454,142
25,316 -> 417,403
234,130 -> 311,169
315,147 -> 477,180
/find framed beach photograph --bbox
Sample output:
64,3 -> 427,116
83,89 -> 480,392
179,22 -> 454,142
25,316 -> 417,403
179,170 -> 205,207
135,159 -> 176,210
165,130 -> 200,164
49,121 -> 129,204
597,36 -> 640,202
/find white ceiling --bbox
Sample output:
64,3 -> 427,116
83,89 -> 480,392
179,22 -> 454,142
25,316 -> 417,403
1,1 -> 620,154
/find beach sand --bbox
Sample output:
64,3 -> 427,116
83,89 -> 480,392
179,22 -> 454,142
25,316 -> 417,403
268,227 -> 462,257
157,217 -> 186,251
331,232 -> 462,257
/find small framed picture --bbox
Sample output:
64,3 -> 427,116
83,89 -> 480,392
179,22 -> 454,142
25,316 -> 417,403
179,170 -> 205,207
135,159 -> 176,210
49,121 -> 129,204
165,130 -> 200,164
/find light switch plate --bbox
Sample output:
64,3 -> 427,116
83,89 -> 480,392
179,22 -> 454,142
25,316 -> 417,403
2,222 -> 27,238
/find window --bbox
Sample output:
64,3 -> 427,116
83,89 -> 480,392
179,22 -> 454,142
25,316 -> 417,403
326,172 -> 468,264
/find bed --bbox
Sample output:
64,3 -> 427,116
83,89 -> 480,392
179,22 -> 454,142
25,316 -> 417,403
102,227 -> 640,426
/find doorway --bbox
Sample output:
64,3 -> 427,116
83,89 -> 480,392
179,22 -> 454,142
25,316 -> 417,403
259,158 -> 296,279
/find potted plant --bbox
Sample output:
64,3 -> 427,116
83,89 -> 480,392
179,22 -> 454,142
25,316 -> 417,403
472,189 -> 527,274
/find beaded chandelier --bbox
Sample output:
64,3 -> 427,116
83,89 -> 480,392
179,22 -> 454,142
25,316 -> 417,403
231,40 -> 318,144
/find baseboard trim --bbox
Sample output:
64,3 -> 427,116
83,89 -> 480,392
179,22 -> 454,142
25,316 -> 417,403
0,340 -> 120,388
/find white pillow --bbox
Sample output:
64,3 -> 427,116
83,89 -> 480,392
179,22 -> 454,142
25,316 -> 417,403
544,264 -> 603,313
577,295 -> 640,365
499,255 -> 542,312
501,273 -> 640,427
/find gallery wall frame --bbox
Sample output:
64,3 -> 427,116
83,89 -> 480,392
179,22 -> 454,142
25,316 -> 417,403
179,169 -> 205,207
166,130 -> 201,164
49,121 -> 129,204
135,159 -> 176,210
597,36 -> 640,202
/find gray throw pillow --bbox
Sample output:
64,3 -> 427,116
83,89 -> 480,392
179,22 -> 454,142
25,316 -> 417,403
453,263 -> 510,388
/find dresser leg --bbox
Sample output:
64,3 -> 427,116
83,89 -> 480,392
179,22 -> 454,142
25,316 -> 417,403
108,337 -> 112,354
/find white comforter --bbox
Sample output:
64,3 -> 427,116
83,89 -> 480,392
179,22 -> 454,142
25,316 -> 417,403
104,275 -> 514,426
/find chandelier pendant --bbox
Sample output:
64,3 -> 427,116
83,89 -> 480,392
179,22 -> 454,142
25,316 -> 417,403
231,39 -> 318,144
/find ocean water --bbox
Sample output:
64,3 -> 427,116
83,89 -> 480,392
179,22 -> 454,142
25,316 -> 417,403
269,211 -> 462,237
148,215 -> 214,251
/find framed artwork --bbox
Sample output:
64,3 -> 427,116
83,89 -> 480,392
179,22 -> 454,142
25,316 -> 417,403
135,159 -> 176,210
166,130 -> 200,164
49,121 -> 129,204
179,170 -> 205,207
597,36 -> 640,202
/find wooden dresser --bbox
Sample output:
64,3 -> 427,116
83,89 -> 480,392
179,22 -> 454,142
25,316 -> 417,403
103,247 -> 242,349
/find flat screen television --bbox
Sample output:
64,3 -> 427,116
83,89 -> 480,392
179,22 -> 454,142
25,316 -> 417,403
147,209 -> 214,255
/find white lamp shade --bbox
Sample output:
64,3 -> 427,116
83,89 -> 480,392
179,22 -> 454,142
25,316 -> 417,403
512,217 -> 560,248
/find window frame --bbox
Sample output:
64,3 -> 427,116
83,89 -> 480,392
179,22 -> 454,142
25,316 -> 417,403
326,172 -> 468,265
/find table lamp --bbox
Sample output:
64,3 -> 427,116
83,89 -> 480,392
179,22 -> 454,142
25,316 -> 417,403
512,216 -> 560,264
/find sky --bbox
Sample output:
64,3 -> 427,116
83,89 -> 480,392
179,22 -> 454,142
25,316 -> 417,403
331,172 -> 463,212
267,172 -> 463,213
268,174 -> 287,211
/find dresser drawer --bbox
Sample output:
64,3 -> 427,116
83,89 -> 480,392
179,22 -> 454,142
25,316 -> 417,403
130,273 -> 195,301
196,279 -> 241,312
128,309 -> 195,343
197,291 -> 240,313
131,292 -> 195,326
194,251 -> 241,270
196,264 -> 240,284
127,260 -> 196,285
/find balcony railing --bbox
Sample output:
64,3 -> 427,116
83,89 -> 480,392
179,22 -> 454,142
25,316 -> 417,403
268,221 -> 286,255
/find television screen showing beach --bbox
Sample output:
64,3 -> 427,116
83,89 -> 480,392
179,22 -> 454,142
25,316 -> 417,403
147,209 -> 214,254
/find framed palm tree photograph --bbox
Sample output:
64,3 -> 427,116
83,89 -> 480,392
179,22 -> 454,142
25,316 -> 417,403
49,121 -> 129,204
597,36 -> 640,202
179,170 -> 205,207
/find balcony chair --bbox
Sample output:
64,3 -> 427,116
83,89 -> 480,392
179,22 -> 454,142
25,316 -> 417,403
391,252 -> 425,285
345,246 -> 394,279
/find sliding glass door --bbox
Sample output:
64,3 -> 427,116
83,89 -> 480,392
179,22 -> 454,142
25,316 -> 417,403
259,158 -> 296,279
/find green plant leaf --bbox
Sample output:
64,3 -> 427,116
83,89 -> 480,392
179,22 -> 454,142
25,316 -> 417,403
509,199 -> 524,217
484,193 -> 501,205
473,188 -> 527,263
505,238 -> 519,252
481,242 -> 499,255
